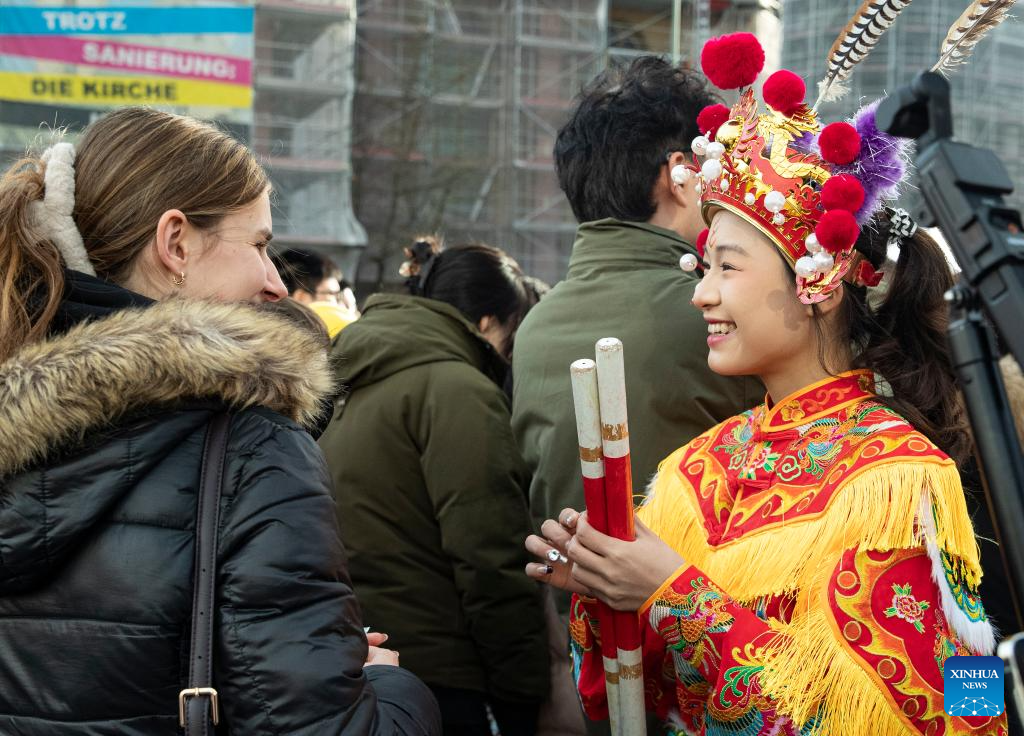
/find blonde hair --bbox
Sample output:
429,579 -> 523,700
0,106 -> 269,362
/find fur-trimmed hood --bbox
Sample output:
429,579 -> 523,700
0,298 -> 333,477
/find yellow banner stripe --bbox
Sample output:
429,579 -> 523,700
0,71 -> 251,109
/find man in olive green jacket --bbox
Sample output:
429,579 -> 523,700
513,57 -> 761,588
513,219 -> 760,533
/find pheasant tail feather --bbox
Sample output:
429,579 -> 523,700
932,0 -> 1017,75
814,0 -> 914,108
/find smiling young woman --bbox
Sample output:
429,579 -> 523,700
526,31 -> 1005,736
694,210 -> 850,401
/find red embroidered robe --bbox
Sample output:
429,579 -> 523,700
570,371 -> 1006,735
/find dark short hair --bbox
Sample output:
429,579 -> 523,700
554,57 -> 721,223
272,248 -> 342,296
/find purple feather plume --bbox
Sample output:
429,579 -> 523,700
831,100 -> 912,224
790,130 -> 816,154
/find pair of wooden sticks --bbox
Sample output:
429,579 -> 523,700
570,338 -> 644,736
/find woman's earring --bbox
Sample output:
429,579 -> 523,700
172,272 -> 186,287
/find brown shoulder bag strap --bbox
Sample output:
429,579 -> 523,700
179,412 -> 231,735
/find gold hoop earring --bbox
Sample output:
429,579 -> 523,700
172,272 -> 185,287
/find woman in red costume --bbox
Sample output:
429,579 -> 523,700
526,30 -> 1007,736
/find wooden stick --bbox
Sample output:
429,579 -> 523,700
594,338 -> 645,736
570,359 -> 621,734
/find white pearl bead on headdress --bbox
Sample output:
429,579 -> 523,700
679,253 -> 699,272
763,190 -> 786,213
812,250 -> 835,272
700,158 -> 723,181
670,164 -> 692,185
795,256 -> 818,278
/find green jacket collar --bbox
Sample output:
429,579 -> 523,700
566,219 -> 697,278
338,294 -> 507,389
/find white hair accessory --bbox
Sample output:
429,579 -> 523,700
28,142 -> 95,276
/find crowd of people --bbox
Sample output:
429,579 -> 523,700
0,23 -> 1018,736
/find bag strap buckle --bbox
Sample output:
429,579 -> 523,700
178,687 -> 220,727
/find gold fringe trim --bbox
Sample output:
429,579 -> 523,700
758,606 -> 916,736
638,450 -> 982,605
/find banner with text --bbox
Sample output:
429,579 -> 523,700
0,3 -> 254,129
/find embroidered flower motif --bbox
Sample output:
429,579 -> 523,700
884,583 -> 930,633
654,578 -> 736,673
568,598 -> 593,651
738,443 -> 780,480
779,400 -> 806,422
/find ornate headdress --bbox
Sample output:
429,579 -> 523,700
677,0 -> 1017,303
675,2 -> 921,304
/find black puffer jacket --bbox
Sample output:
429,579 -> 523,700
0,275 -> 441,735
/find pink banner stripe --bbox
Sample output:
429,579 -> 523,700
0,35 -> 251,85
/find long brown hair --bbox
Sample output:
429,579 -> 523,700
835,217 -> 970,464
0,107 -> 269,362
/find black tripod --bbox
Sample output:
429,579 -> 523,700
878,71 -> 1024,732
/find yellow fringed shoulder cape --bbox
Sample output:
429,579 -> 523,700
637,370 -> 1001,735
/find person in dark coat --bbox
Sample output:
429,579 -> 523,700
0,106 -> 440,735
319,242 -> 549,736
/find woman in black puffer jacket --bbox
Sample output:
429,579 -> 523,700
0,107 -> 441,735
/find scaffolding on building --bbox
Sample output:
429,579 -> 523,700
254,0 -> 367,278
351,0 -> 778,289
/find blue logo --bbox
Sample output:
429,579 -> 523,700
943,655 -> 1004,717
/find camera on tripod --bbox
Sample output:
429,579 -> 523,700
878,69 -> 1024,730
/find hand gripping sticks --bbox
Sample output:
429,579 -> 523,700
570,338 -> 644,735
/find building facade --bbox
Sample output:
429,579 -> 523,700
350,0 -> 780,290
253,0 -> 366,277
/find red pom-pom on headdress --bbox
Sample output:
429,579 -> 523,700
762,70 -> 806,116
820,174 -> 865,213
700,33 -> 765,90
697,104 -> 731,140
696,228 -> 710,259
815,210 -> 860,254
818,122 -> 861,165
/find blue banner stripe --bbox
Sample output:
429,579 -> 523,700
0,6 -> 253,35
